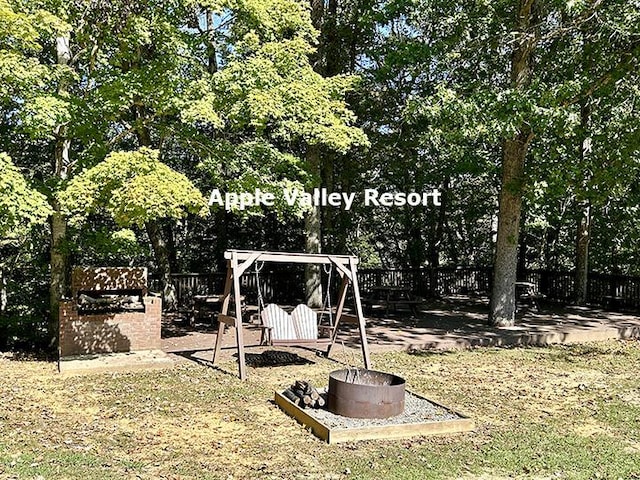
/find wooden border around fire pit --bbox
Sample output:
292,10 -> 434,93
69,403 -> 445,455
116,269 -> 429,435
274,390 -> 474,444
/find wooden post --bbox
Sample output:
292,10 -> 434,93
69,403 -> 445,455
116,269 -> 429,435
350,258 -> 371,369
212,261 -> 233,365
230,253 -> 247,380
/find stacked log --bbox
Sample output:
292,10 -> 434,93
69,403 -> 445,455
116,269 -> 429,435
283,380 -> 326,409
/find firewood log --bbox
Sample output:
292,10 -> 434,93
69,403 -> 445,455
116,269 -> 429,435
282,388 -> 301,406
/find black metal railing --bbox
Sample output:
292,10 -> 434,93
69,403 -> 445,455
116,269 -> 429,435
153,267 -> 640,311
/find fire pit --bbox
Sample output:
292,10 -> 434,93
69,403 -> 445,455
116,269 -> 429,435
328,368 -> 405,419
275,383 -> 474,444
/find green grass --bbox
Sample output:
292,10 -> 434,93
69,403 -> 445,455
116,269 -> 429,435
1,340 -> 640,479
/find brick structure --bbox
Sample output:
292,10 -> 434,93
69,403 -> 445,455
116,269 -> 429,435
59,267 -> 162,357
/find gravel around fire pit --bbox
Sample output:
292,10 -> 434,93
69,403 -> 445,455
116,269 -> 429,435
298,390 -> 460,429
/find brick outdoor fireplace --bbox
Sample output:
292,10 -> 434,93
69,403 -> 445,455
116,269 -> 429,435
59,267 -> 162,358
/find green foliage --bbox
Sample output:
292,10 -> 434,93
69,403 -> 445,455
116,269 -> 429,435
177,0 -> 368,155
20,94 -> 74,138
70,227 -> 149,267
346,232 -> 382,268
0,153 -> 51,242
1,0 -> 640,316
228,0 -> 317,43
210,39 -> 368,151
0,0 -> 69,52
199,139 -> 311,218
59,148 -> 208,227
0,0 -> 72,135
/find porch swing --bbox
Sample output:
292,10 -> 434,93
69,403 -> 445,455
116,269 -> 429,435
212,249 -> 371,380
255,260 -> 335,346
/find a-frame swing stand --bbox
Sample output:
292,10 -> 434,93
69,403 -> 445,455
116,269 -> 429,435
212,249 -> 372,380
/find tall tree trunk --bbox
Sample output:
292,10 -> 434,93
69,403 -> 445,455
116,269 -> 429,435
406,212 -> 424,268
575,203 -> 591,304
490,133 -> 533,325
163,223 -> 178,273
310,0 -> 324,71
574,25 -> 593,304
206,10 -> 218,74
517,215 -> 527,278
302,0 -> 328,307
489,0 -> 536,326
0,264 -> 6,350
304,146 -> 323,307
321,152 -> 336,251
49,35 -> 72,347
575,98 -> 592,304
324,0 -> 339,75
428,177 -> 449,295
0,265 -> 7,314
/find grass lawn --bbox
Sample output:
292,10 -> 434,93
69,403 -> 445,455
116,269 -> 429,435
1,340 -> 640,479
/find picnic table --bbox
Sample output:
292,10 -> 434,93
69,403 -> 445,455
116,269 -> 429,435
515,282 -> 542,312
191,294 -> 245,325
364,285 -> 421,315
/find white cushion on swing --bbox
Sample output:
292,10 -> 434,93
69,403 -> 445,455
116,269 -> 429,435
261,303 -> 319,341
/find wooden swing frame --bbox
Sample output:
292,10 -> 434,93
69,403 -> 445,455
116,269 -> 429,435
212,249 -> 372,380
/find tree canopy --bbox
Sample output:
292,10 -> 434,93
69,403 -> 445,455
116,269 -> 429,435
1,0 -> 639,341
0,153 -> 51,242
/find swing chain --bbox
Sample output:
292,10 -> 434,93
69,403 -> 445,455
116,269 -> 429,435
320,263 -> 333,327
255,261 -> 266,313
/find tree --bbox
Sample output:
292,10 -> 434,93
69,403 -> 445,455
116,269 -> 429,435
489,0 -> 536,326
0,0 -> 71,340
59,147 -> 207,230
59,147 -> 207,301
0,153 -> 52,313
185,0 -> 368,306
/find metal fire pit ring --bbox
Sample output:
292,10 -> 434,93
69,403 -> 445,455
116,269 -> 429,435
328,369 -> 405,419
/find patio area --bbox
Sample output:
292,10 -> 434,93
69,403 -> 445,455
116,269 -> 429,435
161,295 -> 640,364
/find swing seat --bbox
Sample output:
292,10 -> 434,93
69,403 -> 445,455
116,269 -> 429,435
261,304 -> 328,345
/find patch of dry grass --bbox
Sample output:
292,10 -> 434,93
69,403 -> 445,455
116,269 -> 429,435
1,341 -> 640,479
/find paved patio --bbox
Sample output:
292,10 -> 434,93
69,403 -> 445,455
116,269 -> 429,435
161,296 -> 640,364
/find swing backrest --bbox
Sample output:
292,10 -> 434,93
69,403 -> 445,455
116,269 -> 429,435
261,303 -> 318,341
291,304 -> 318,340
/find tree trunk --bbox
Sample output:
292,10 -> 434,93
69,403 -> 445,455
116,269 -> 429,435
428,177 -> 449,294
49,34 -> 72,347
304,146 -> 323,307
49,208 -> 68,341
575,97 -> 592,304
206,10 -> 218,74
490,134 -> 530,325
406,216 -> 424,268
517,215 -> 527,278
305,0 -> 326,307
321,151 -> 338,252
0,265 -> 7,314
489,0 -> 536,326
324,0 -> 339,75
575,203 -> 591,304
163,223 -> 178,273
146,221 -> 177,310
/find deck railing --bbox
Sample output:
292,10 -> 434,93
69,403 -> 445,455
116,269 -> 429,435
152,267 -> 640,311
